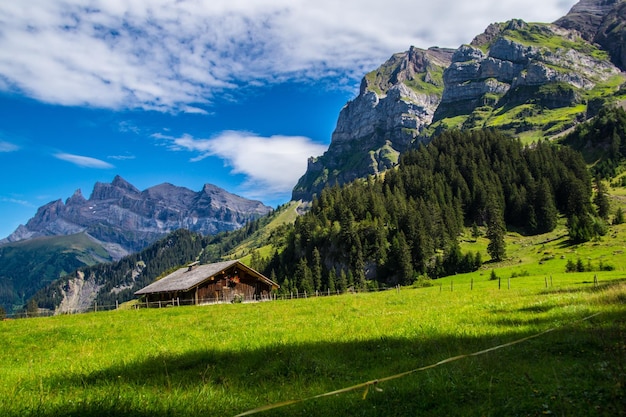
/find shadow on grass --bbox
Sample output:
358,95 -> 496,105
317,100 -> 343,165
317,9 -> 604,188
542,278 -> 626,295
16,308 -> 625,417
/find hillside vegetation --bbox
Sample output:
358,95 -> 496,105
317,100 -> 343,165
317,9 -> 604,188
0,233 -> 112,312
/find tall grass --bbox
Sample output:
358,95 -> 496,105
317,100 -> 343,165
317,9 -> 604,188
1,273 -> 624,416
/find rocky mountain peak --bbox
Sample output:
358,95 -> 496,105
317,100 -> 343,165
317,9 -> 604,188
292,4 -> 626,201
111,175 -> 140,193
556,0 -> 621,39
292,46 -> 454,201
90,175 -> 140,201
2,177 -> 272,256
66,189 -> 86,206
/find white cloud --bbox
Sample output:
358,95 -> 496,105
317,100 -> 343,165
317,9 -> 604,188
108,154 -> 136,161
54,152 -> 115,169
157,131 -> 327,198
0,0 -> 574,111
0,140 -> 19,152
0,197 -> 34,208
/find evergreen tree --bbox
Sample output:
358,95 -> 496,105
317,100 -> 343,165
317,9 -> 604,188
486,195 -> 506,262
471,222 -> 480,240
26,299 -> 38,317
390,232 -> 414,285
280,278 -> 290,296
533,178 -> 558,233
567,214 -> 594,243
311,248 -> 323,292
593,179 -> 611,220
351,238 -> 366,289
327,268 -> 336,293
614,207 -> 625,225
295,258 -> 314,295
337,269 -> 348,293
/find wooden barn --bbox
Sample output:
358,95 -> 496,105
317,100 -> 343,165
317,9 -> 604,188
134,260 -> 279,305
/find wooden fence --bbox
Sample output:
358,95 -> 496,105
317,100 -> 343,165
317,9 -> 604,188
3,274 -> 607,319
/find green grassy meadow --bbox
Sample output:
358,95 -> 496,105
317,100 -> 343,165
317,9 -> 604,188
3,184 -> 626,416
1,270 -> 625,416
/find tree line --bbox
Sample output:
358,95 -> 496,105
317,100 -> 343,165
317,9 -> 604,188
252,129 -> 604,294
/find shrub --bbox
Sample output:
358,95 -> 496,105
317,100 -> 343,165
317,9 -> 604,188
413,275 -> 433,288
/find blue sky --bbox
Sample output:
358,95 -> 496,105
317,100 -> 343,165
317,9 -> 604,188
0,0 -> 574,238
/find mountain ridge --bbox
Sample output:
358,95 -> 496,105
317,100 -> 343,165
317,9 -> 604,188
1,175 -> 272,257
293,0 -> 626,201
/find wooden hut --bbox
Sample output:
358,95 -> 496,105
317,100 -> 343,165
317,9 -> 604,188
134,260 -> 279,305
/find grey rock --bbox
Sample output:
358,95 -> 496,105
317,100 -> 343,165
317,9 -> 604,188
1,176 -> 272,256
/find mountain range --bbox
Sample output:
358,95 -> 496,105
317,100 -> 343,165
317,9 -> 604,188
1,175 -> 271,257
293,0 -> 626,200
7,0 -> 626,315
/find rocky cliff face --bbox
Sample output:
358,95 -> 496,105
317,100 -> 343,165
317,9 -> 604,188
1,176 -> 272,256
293,0 -> 626,201
292,47 -> 454,200
432,19 -> 621,124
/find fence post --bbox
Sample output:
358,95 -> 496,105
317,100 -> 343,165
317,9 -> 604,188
471,278 -> 473,290
550,275 -> 553,287
498,276 -> 501,290
94,301 -> 97,313
508,277 -> 511,290
177,297 -> 180,307
545,277 -> 548,288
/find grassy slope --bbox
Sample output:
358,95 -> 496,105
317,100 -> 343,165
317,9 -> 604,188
1,187 -> 625,415
225,200 -> 301,263
431,21 -> 626,142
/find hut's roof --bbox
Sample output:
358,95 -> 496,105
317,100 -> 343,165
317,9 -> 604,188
135,260 -> 277,295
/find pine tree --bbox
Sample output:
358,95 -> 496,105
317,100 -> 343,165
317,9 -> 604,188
486,195 -> 506,262
295,258 -> 313,295
338,269 -> 348,293
534,178 -> 558,233
594,179 -> 611,220
311,248 -> 323,292
614,207 -> 625,225
390,232 -> 414,285
327,268 -> 336,293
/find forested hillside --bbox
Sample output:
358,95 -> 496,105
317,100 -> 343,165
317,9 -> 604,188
253,130 -> 604,293
0,234 -> 112,313
562,106 -> 626,178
